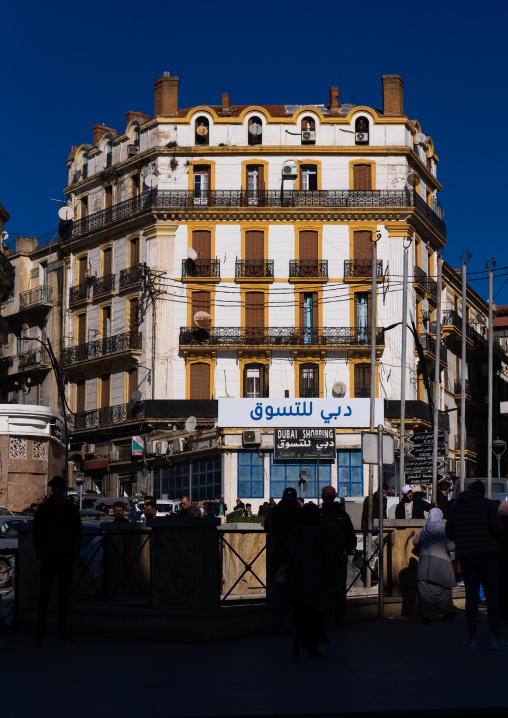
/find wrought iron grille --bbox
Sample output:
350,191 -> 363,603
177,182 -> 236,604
454,434 -> 476,452
413,266 -> 427,285
413,191 -> 447,237
71,401 -> 146,430
69,282 -> 89,305
384,399 -> 450,432
61,331 -> 142,366
181,259 -> 221,278
442,309 -> 461,330
344,260 -> 383,278
425,278 -> 438,299
289,260 -> 328,278
179,326 -> 384,348
18,348 -> 49,369
19,285 -> 53,308
93,274 -> 115,297
454,379 -> 472,395
119,265 -> 144,288
235,260 -> 274,278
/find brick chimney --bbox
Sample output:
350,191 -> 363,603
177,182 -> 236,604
382,75 -> 404,116
92,124 -> 117,146
330,86 -> 339,111
126,110 -> 151,125
154,72 -> 179,117
221,92 -> 232,113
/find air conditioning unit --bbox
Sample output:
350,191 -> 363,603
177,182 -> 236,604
176,437 -> 187,453
301,130 -> 316,142
85,267 -> 97,280
393,437 -> 400,451
155,441 -> 169,455
146,441 -> 156,455
86,443 -> 95,456
282,161 -> 298,176
110,450 -> 119,462
355,132 -> 369,143
243,429 -> 261,447
127,144 -> 139,156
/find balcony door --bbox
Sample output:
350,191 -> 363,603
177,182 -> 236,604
191,230 -> 211,276
190,362 -> 210,400
299,363 -> 319,398
245,231 -> 264,277
355,292 -> 371,344
245,292 -> 264,344
128,367 -> 139,402
77,313 -> 86,348
129,297 -> 139,336
191,291 -> 211,320
354,363 -> 371,398
77,256 -> 87,284
243,363 -> 267,398
353,164 -> 372,190
129,237 -> 140,267
247,165 -> 264,206
299,231 -> 318,276
101,373 -> 111,408
193,166 -> 210,205
76,379 -> 86,413
300,165 -> 318,191
299,292 -> 318,344
101,306 -> 111,346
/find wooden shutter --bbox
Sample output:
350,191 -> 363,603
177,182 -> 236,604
77,313 -> 86,345
245,231 -> 264,261
353,164 -> 372,190
299,231 -> 318,261
76,380 -> 86,413
353,231 -> 372,260
132,175 -> 140,198
80,197 -> 88,219
103,247 -> 112,276
245,293 -> 264,328
128,368 -> 138,399
354,364 -> 371,398
105,186 -> 113,208
129,297 -> 139,333
190,363 -> 210,400
101,373 -> 111,408
192,230 -> 211,260
191,291 -> 211,318
78,256 -> 87,284
129,237 -> 140,266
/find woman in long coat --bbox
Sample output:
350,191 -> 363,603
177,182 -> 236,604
413,507 -> 457,622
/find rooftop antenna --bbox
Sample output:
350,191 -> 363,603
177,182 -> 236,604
337,72 -> 357,104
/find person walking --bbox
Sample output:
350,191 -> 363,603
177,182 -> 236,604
32,476 -> 82,647
395,485 -> 432,519
445,479 -> 506,650
412,508 -> 457,622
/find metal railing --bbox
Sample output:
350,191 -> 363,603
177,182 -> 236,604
67,188 -> 446,240
61,330 -> 142,366
442,309 -> 461,330
289,260 -> 328,278
385,399 -> 450,432
454,379 -> 472,396
235,260 -> 274,278
71,400 -> 146,430
418,333 -> 447,362
19,285 -> 53,308
18,347 -> 49,369
0,251 -> 14,281
181,259 -> 221,278
119,264 -> 144,288
413,265 -> 427,286
93,274 -> 115,297
69,281 -> 90,305
441,311 -> 488,353
344,260 -> 383,278
179,326 -> 385,348
454,435 -> 476,453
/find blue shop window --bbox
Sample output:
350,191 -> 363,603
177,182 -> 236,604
192,455 -> 222,502
238,452 -> 264,498
270,455 -> 331,500
337,450 -> 363,498
156,462 -> 190,500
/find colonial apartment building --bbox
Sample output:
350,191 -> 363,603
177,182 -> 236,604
2,73 -> 506,506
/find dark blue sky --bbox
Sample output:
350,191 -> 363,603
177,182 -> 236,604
2,0 -> 506,304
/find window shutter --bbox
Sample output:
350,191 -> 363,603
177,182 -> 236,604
190,363 -> 210,400
245,231 -> 264,261
191,291 -> 211,318
354,364 -> 371,398
192,230 -> 211,260
76,380 -> 86,413
299,293 -> 305,329
129,298 -> 139,333
78,256 -> 87,284
353,231 -> 372,260
80,198 -> 88,219
103,248 -> 112,276
128,368 -> 138,399
299,231 -> 318,261
312,292 -> 319,328
258,165 -> 265,192
312,364 -> 320,397
77,314 -> 86,345
129,237 -> 140,266
101,373 -> 111,408
105,186 -> 113,209
353,164 -> 372,190
245,292 -> 264,328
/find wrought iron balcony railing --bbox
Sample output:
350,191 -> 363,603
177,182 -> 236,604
235,260 -> 274,278
344,260 -> 383,278
441,311 -> 488,353
181,259 -> 221,278
18,348 -> 49,369
119,264 -> 144,288
384,399 -> 450,432
179,326 -> 385,348
289,260 -> 328,278
442,309 -> 461,330
61,330 -> 142,366
454,434 -> 476,453
413,266 -> 427,285
71,401 -> 146,430
418,333 -> 447,362
0,251 -> 14,282
454,379 -> 472,396
19,285 -> 53,308
93,274 -> 115,297
67,188 -> 446,241
69,282 -> 90,305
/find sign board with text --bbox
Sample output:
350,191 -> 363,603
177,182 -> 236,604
404,458 -> 445,472
132,436 -> 144,456
406,444 -> 446,459
406,472 -> 447,484
407,431 -> 446,445
274,428 -> 335,461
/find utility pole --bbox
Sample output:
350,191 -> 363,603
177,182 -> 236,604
431,255 -> 443,503
460,252 -> 471,491
399,237 -> 411,496
377,423 -> 384,619
487,259 -> 496,498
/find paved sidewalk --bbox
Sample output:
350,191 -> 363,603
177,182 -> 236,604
4,610 -> 508,718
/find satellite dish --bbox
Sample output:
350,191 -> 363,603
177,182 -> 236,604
406,172 -> 419,187
332,381 -> 347,398
187,247 -> 198,260
131,390 -> 142,402
2,232 -> 8,241
196,125 -> 208,136
58,206 -> 74,221
248,123 -> 262,135
185,416 -> 197,432
194,311 -> 213,329
192,327 -> 210,344
415,133 -> 427,144
71,161 -> 81,173
145,174 -> 159,188
477,315 -> 485,325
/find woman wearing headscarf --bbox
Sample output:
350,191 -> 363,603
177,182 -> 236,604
281,503 -> 338,661
497,500 -> 508,619
412,507 -> 457,622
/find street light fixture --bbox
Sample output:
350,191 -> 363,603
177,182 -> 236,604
492,437 -> 507,479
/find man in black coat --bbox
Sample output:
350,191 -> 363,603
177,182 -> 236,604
435,480 -> 452,520
446,479 -> 506,650
320,486 -> 357,629
361,483 -> 388,530
395,485 -> 432,519
32,476 -> 82,647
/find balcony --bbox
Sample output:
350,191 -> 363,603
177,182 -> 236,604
454,434 -> 477,454
0,251 -> 14,287
61,330 -> 142,367
19,285 -> 53,309
71,402 -> 146,431
289,260 -> 328,279
119,264 -> 145,289
453,379 -> 472,399
344,260 -> 383,279
69,282 -> 90,306
181,259 -> 221,279
442,309 -> 461,334
235,260 -> 274,280
417,333 -> 447,364
179,326 -> 385,349
18,347 -> 50,370
66,188 -> 446,241
413,266 -> 427,295
442,311 -> 488,355
93,274 -> 115,298
385,399 -> 450,432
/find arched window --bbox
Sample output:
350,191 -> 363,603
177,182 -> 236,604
301,117 -> 316,144
133,125 -> 140,147
195,116 -> 209,145
355,117 -> 369,145
248,117 -> 262,146
243,363 -> 268,398
299,363 -> 319,398
106,140 -> 113,167
82,154 -> 88,179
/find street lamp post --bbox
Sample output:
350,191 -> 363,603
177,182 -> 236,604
492,437 -> 507,480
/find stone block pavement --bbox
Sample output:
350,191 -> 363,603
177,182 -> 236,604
3,609 -> 508,718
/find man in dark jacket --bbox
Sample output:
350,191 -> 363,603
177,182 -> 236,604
435,480 -> 452,519
361,483 -> 388,530
446,479 -> 507,649
395,485 -> 432,519
320,486 -> 357,629
32,476 -> 82,647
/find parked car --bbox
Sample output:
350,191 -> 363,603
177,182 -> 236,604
0,507 -> 14,517
156,500 -> 181,516
0,516 -> 34,588
451,478 -> 508,503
